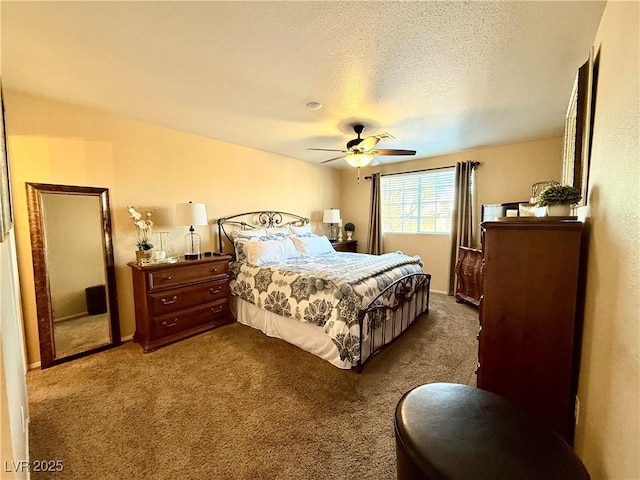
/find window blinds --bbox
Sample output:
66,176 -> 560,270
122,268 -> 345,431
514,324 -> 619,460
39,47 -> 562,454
381,168 -> 455,234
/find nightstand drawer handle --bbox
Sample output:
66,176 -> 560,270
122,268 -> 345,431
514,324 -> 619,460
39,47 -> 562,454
163,275 -> 172,281
476,326 -> 482,340
162,319 -> 178,328
211,306 -> 224,314
161,296 -> 178,305
210,286 -> 222,294
475,363 -> 480,375
211,267 -> 219,273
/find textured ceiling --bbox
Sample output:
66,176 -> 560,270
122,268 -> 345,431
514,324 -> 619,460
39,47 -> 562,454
2,1 -> 605,167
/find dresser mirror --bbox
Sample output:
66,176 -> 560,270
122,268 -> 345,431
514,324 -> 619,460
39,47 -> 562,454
26,183 -> 121,368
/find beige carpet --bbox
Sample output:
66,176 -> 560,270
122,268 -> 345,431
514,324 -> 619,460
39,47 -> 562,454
27,293 -> 479,480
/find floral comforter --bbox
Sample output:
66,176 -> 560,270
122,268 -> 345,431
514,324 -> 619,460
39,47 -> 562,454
230,252 -> 424,365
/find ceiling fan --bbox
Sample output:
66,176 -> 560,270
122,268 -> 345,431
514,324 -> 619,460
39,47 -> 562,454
307,124 -> 416,168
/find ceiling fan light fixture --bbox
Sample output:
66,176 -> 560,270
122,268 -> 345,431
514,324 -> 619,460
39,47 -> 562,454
344,152 -> 374,168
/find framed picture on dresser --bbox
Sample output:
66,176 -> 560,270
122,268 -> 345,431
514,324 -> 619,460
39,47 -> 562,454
0,81 -> 13,242
562,47 -> 598,207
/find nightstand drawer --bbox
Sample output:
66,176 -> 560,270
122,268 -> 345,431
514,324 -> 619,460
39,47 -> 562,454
148,280 -> 230,316
148,262 -> 228,290
149,299 -> 230,340
332,240 -> 357,252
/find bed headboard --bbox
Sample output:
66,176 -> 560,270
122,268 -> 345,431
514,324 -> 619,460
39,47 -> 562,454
216,210 -> 310,253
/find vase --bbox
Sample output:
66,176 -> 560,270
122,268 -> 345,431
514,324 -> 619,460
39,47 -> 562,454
346,232 -> 353,241
546,205 -> 571,217
136,249 -> 153,266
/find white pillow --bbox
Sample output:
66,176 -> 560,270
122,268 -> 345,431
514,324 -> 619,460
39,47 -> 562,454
291,235 -> 335,257
266,226 -> 291,236
243,237 -> 299,266
289,224 -> 312,236
230,228 -> 268,240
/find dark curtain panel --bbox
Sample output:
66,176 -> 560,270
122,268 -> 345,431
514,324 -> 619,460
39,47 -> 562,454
366,173 -> 383,255
448,161 -> 477,295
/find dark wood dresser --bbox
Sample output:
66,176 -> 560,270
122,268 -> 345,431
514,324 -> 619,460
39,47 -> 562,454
332,240 -> 358,252
455,246 -> 483,307
477,219 -> 584,443
128,256 -> 233,352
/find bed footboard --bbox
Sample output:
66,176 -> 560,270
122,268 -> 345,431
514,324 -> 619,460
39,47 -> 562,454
354,272 -> 431,372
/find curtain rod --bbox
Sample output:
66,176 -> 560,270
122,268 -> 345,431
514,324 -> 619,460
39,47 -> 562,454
364,162 -> 480,180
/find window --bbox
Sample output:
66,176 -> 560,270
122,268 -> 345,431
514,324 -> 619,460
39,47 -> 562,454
381,168 -> 455,234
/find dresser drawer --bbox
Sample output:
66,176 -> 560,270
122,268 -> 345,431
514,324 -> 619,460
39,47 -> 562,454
148,262 -> 228,290
148,280 -> 230,316
149,299 -> 230,340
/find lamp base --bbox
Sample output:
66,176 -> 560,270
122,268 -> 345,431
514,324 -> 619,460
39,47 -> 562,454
184,230 -> 202,260
328,223 -> 337,241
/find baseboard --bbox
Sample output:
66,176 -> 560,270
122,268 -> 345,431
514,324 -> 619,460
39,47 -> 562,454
121,334 -> 134,342
54,311 -> 89,323
28,361 -> 41,370
431,289 -> 448,295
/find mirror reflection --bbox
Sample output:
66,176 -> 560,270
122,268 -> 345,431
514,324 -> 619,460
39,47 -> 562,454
42,193 -> 111,357
27,183 -> 121,368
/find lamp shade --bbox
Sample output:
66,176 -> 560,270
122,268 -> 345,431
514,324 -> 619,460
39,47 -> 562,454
175,202 -> 208,226
344,153 -> 374,168
323,209 -> 341,224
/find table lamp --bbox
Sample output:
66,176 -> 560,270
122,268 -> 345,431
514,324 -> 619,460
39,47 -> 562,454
175,201 -> 208,259
323,208 -> 341,242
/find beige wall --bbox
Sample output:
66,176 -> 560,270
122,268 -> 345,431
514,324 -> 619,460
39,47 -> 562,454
573,2 -> 640,478
5,91 -> 342,365
0,232 -> 29,480
340,137 -> 563,292
0,342 -> 22,479
0,9 -> 30,474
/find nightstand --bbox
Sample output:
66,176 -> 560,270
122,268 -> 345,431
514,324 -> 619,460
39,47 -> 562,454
128,256 -> 233,352
332,240 -> 358,252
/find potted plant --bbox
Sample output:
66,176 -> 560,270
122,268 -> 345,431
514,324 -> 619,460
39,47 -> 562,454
127,205 -> 154,264
536,185 -> 582,216
344,222 -> 355,241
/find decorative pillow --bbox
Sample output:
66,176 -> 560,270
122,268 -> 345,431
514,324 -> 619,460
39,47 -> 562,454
242,237 -> 299,266
291,235 -> 335,257
230,228 -> 268,240
233,238 -> 251,263
289,224 -> 312,236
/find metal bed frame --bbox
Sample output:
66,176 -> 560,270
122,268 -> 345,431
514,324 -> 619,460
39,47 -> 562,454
216,210 -> 431,372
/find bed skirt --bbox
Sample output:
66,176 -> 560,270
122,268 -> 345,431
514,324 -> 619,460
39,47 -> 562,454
232,296 -> 352,369
231,283 -> 429,370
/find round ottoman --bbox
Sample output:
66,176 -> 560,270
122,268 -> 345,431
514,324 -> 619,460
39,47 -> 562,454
394,383 -> 590,480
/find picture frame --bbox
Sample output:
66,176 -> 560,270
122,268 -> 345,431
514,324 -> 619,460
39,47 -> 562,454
0,80 -> 13,242
561,47 -> 598,207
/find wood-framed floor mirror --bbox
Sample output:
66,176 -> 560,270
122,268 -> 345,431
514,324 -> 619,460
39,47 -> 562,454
26,183 -> 121,368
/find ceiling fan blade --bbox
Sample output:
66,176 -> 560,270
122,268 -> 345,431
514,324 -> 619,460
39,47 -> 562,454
374,149 -> 416,156
307,148 -> 346,152
320,155 -> 345,164
356,136 -> 380,152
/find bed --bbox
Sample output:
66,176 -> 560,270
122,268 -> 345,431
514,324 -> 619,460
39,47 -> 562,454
217,211 -> 431,372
